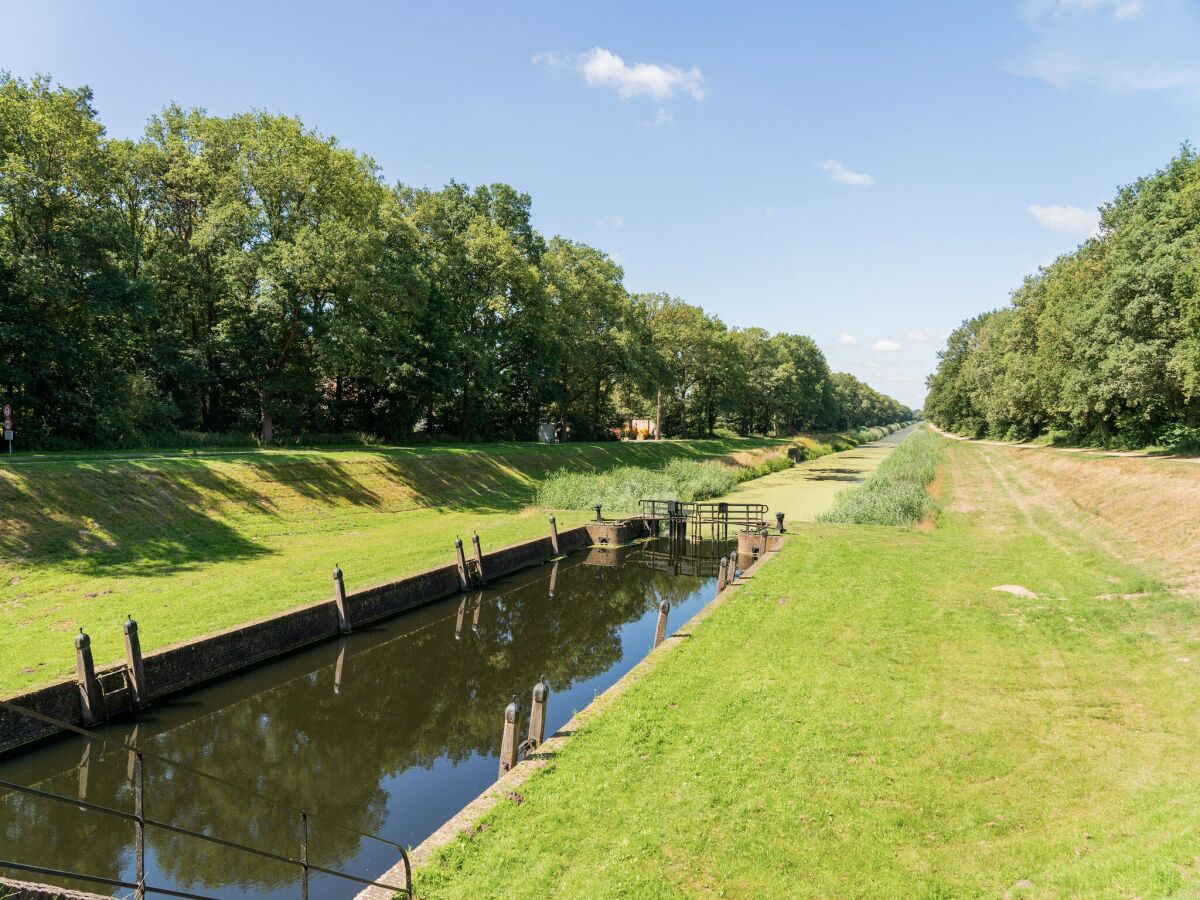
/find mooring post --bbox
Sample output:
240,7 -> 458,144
529,677 -> 550,748
332,565 -> 351,635
548,559 -> 559,598
594,504 -> 603,523
549,514 -> 560,555
472,531 -> 485,583
726,554 -> 737,586
75,629 -> 102,726
653,599 -> 670,648
123,615 -> 148,708
717,555 -> 728,592
776,511 -> 786,533
499,695 -> 520,776
454,537 -> 471,591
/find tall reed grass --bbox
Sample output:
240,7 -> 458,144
818,428 -> 940,526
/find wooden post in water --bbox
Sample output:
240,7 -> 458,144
123,615 -> 148,708
332,565 -> 351,634
549,515 -> 560,555
472,532 -> 485,583
726,554 -> 737,586
529,677 -> 550,748
717,556 -> 728,592
653,600 -> 670,648
75,629 -> 102,726
548,560 -> 559,598
499,696 -> 520,776
454,538 -> 471,591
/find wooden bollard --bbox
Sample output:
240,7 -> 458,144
332,565 -> 351,634
549,515 -> 560,555
776,511 -> 786,533
472,531 -> 485,583
123,615 -> 148,708
454,538 -> 471,591
499,695 -> 520,776
716,556 -> 728,592
529,677 -> 550,748
75,629 -> 102,726
653,599 -> 670,648
726,554 -> 737,586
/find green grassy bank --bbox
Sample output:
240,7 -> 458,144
1,438 -> 791,695
416,438 -> 1200,897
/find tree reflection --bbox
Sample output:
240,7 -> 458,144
0,539 -> 718,895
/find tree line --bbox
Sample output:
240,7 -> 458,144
926,146 -> 1200,449
0,74 -> 912,449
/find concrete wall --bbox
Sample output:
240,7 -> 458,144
0,526 -> 590,756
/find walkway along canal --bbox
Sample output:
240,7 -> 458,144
0,430 -> 911,899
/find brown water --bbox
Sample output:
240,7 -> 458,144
0,538 -> 735,899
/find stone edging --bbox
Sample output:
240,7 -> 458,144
355,534 -> 787,899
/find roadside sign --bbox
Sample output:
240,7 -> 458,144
2,404 -> 9,417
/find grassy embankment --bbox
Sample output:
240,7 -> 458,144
416,433 -> 1200,897
0,438 -> 795,696
536,423 -> 910,513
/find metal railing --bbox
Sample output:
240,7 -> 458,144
0,699 -> 411,899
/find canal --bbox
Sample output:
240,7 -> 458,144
0,538 -> 736,899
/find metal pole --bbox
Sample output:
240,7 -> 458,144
134,751 -> 145,900
300,811 -> 309,900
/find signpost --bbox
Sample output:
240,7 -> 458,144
3,404 -> 12,453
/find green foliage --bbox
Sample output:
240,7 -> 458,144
926,146 -> 1200,448
535,459 -> 745,512
0,72 -> 911,450
819,429 -> 940,525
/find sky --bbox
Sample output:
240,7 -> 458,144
3,0 -> 1198,408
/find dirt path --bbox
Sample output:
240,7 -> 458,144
944,437 -> 1200,593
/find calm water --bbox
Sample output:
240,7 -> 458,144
0,537 -> 734,899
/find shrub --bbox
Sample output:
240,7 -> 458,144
819,429 -> 941,526
537,456 -> 769,512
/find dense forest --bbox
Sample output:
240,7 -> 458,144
926,146 -> 1200,449
0,74 -> 911,449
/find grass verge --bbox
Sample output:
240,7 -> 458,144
415,438 -> 1200,897
818,426 -> 940,525
0,437 -> 787,695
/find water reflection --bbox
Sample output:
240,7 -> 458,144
0,537 -> 728,899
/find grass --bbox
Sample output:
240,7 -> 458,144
0,437 -> 791,696
818,427 -> 940,525
535,456 -> 794,513
415,437 -> 1200,898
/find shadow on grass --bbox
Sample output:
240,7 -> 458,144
0,439 -> 780,579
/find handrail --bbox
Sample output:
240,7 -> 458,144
0,700 -> 412,898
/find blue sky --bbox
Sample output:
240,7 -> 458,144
3,0 -> 1198,407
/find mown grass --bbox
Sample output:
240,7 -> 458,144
0,437 -> 789,696
415,439 -> 1200,897
818,426 -> 940,525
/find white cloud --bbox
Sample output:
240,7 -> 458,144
906,330 -> 934,342
872,339 -> 902,353
1025,0 -> 1146,22
838,333 -> 859,345
819,159 -> 875,187
646,107 -> 675,128
1011,0 -> 1200,94
1028,204 -> 1101,235
592,215 -> 624,230
534,48 -> 704,102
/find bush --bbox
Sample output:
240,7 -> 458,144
1158,424 -> 1200,453
819,429 -> 941,526
535,455 -> 788,513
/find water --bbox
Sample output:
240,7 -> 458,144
0,537 -> 735,899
